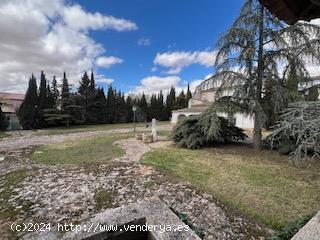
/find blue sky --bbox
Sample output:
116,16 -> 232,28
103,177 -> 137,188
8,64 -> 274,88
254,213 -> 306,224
0,0 -> 243,94
76,0 -> 243,93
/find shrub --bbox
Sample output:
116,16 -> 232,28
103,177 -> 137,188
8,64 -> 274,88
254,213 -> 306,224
171,116 -> 206,149
271,214 -> 313,240
172,105 -> 247,149
269,101 -> 320,161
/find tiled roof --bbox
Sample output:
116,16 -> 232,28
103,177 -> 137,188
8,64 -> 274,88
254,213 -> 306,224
172,106 -> 209,113
259,0 -> 320,24
0,92 -> 25,101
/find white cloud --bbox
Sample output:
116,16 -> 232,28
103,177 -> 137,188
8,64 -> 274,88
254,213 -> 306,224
132,76 -> 181,95
130,74 -> 210,97
154,50 -> 217,74
138,38 -> 151,46
95,56 -> 123,69
62,4 -> 137,32
96,74 -> 114,85
0,0 -> 137,93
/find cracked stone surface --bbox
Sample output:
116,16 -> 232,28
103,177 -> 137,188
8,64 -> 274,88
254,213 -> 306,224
0,128 -> 271,240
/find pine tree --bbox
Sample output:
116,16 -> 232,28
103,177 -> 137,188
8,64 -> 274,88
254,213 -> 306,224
18,74 -> 39,129
215,0 -> 320,149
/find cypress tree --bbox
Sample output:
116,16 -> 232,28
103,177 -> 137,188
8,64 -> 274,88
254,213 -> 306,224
78,71 -> 90,112
118,93 -> 127,123
89,88 -> 107,124
78,71 -> 94,123
138,93 -> 148,122
51,75 -> 59,105
38,71 -> 48,110
47,83 -> 54,109
176,90 -> 186,109
166,86 -> 176,119
186,83 -> 192,104
106,85 -> 115,123
158,91 -> 165,120
61,72 -> 70,111
89,70 -> 96,93
148,94 -> 157,120
18,74 -> 39,129
126,95 -> 134,122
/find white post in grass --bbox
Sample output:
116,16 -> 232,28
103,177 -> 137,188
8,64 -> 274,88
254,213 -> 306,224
152,118 -> 157,141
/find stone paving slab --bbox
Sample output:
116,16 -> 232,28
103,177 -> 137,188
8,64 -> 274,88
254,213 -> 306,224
26,198 -> 201,240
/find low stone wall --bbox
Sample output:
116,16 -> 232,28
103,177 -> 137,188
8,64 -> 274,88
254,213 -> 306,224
28,198 -> 201,240
291,211 -> 320,240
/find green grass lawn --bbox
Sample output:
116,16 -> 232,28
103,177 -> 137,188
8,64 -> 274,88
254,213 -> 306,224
33,134 -> 131,165
141,144 -> 320,229
35,121 -> 170,136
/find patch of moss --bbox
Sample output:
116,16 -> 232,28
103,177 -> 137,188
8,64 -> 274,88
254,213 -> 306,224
143,181 -> 155,188
94,189 -> 114,210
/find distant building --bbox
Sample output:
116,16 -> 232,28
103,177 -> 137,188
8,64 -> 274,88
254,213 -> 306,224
171,75 -> 320,128
171,75 -> 255,129
0,92 -> 25,130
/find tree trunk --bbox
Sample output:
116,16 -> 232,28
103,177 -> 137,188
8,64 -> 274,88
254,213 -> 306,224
254,5 -> 265,150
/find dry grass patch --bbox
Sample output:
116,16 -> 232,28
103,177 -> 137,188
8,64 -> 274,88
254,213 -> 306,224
141,144 -> 320,229
32,134 -> 131,165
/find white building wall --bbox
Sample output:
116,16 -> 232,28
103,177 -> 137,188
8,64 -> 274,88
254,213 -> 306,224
171,112 -> 202,124
234,113 -> 254,129
171,111 -> 254,129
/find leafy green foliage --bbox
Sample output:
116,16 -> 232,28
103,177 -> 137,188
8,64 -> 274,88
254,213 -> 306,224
172,105 -> 247,149
269,101 -> 320,161
271,214 -> 313,240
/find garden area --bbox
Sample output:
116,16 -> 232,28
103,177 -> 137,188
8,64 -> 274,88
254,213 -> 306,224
142,145 -> 320,229
0,0 -> 320,239
0,115 -> 319,239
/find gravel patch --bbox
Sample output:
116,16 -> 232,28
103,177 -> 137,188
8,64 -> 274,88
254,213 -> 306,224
0,127 -> 270,239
